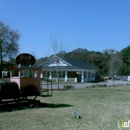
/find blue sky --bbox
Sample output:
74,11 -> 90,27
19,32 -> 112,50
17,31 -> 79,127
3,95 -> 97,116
0,0 -> 130,58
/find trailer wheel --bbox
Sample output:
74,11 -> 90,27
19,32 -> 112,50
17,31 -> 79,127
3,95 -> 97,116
24,85 -> 38,100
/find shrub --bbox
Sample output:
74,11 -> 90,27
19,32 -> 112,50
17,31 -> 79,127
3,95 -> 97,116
98,85 -> 103,87
103,84 -> 107,87
92,85 -> 96,88
63,85 -> 75,90
125,83 -> 130,86
87,84 -> 108,88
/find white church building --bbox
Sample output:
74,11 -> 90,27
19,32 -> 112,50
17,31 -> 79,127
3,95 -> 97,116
39,55 -> 100,82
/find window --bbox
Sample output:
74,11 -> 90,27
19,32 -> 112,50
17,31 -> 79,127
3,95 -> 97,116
92,72 -> 95,78
12,70 -> 19,77
88,72 -> 91,78
84,72 -> 86,78
21,70 -> 32,77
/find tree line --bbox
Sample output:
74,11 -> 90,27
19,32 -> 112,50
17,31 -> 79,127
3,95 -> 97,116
0,21 -> 130,77
37,46 -> 130,76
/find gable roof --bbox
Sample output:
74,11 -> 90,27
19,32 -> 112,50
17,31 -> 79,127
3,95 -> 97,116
39,55 -> 72,67
39,56 -> 100,71
64,58 -> 99,71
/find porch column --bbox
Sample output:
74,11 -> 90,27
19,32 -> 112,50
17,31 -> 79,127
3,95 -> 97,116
49,71 -> 52,79
65,71 -> 68,82
40,72 -> 43,78
81,71 -> 84,82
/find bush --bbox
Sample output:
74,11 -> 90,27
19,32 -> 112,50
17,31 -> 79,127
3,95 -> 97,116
63,85 -> 75,90
103,84 -> 107,87
87,84 -> 107,88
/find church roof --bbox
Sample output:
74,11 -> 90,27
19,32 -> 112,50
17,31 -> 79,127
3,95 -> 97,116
64,58 -> 99,70
39,56 -> 100,71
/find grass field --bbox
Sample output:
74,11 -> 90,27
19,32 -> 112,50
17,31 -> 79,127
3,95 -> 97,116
1,86 -> 130,130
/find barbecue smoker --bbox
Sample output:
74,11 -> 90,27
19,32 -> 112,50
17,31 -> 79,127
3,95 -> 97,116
0,53 -> 42,104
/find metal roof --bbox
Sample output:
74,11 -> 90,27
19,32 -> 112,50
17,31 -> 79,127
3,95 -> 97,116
39,56 -> 100,71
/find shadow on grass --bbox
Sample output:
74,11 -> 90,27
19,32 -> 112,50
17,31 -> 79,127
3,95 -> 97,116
0,102 -> 73,113
39,102 -> 73,108
40,95 -> 53,97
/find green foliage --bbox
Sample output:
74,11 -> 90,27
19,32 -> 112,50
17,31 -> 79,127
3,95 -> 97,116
0,21 -> 20,77
121,45 -> 130,74
91,83 -> 130,88
87,52 -> 109,74
63,85 -> 75,90
35,57 -> 49,66
121,45 -> 130,63
38,45 -> 130,76
0,78 -> 10,82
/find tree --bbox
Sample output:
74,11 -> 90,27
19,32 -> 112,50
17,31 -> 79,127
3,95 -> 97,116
0,22 -> 20,77
87,51 -> 109,74
121,45 -> 130,75
36,57 -> 49,66
46,32 -> 67,89
69,48 -> 89,60
109,51 -> 122,76
102,49 -> 118,76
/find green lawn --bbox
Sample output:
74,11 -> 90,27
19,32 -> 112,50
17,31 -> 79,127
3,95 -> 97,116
0,78 -> 10,82
0,86 -> 130,130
